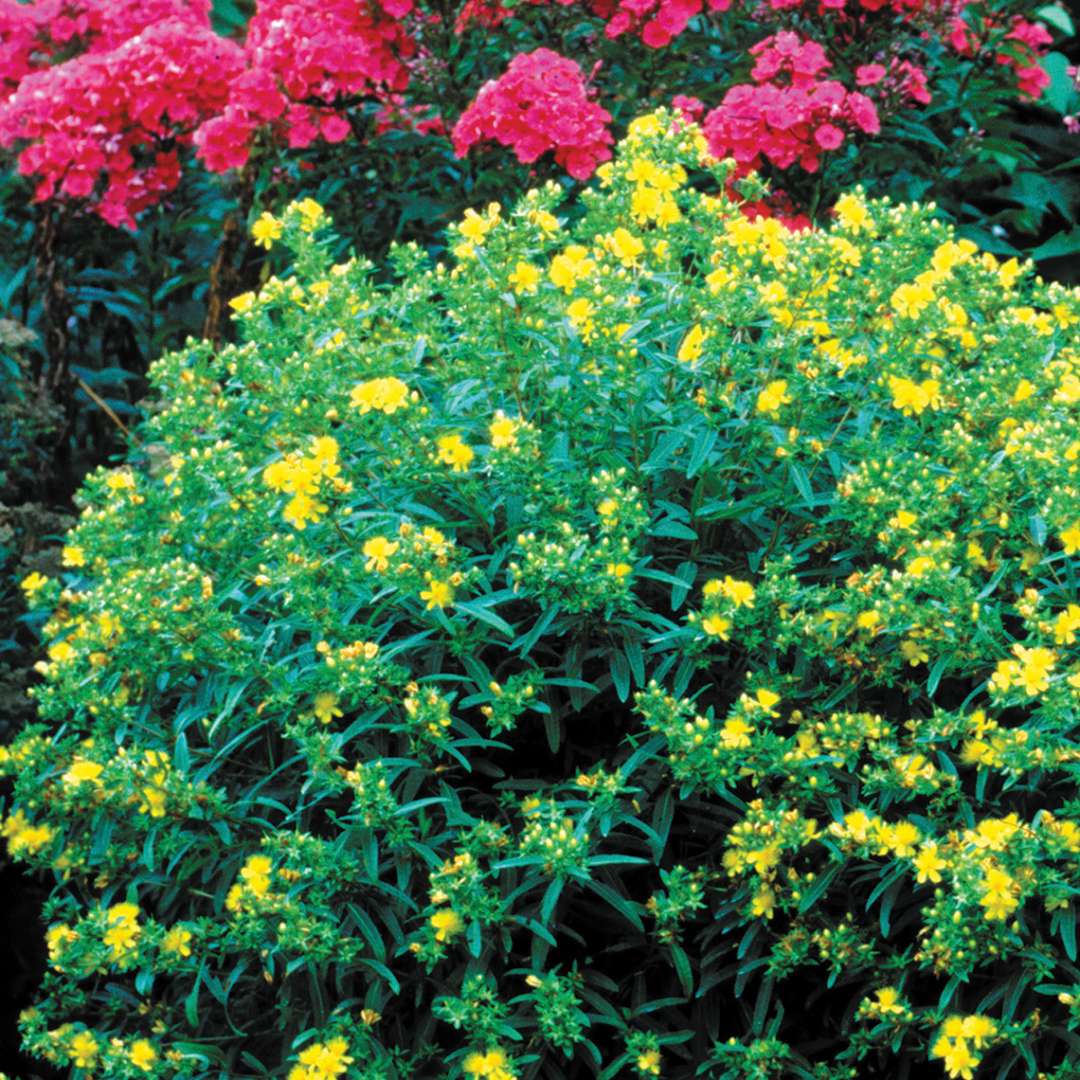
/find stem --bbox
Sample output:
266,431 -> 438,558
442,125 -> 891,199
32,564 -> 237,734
202,158 -> 259,346
32,202 -> 72,402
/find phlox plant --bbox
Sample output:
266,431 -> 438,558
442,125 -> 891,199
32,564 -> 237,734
0,0 -> 1074,234
5,109 -> 1080,1079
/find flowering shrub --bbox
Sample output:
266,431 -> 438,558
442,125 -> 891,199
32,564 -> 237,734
6,110 -> 1080,1078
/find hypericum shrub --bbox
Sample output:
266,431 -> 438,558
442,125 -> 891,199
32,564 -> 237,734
6,110 -> 1080,1079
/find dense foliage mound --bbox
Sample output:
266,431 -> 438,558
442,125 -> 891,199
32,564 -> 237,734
5,112 -> 1080,1079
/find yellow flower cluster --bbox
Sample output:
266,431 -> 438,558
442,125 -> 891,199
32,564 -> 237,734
262,436 -> 345,529
930,1015 -> 998,1079
288,1037 -> 354,1080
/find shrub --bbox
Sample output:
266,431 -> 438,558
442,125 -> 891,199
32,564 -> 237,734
5,109 -> 1080,1079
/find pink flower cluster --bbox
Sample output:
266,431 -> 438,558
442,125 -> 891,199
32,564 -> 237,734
454,0 -> 576,32
451,48 -> 613,179
0,21 -> 241,227
196,0 -> 416,172
947,12 -> 1052,100
0,0 -> 422,221
702,32 -> 880,174
0,0 -> 209,97
598,0 -> 730,49
855,58 -> 931,106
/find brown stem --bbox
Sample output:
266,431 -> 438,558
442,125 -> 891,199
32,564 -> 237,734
32,203 -> 72,402
201,159 -> 259,346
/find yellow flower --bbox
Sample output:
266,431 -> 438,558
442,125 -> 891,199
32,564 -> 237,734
750,884 -> 775,919
489,412 -> 520,448
998,257 -> 1022,289
890,280 -> 935,320
313,692 -> 343,724
874,987 -> 905,1015
932,1035 -> 978,1080
297,1037 -> 353,1079
251,212 -> 282,250
48,640 -> 76,664
567,297 -> 595,330
527,208 -> 559,236
292,197 -> 325,232
62,758 -> 103,787
701,614 -> 730,639
103,902 -> 141,960
753,689 -> 780,716
756,379 -> 790,417
46,923 -> 76,965
161,926 -> 193,957
508,261 -> 540,295
888,375 -> 941,416
363,536 -> 399,573
1054,604 -> 1080,645
20,571 -> 48,597
70,1030 -> 99,1069
979,866 -> 1019,921
721,718 -> 754,748
420,579 -> 454,610
436,434 -> 474,472
606,227 -> 645,265
458,205 -> 499,244
887,821 -> 920,857
906,555 -> 935,578
282,492 -> 328,530
834,192 -> 870,232
1061,522 -> 1080,556
463,1048 -> 515,1078
900,639 -> 928,666
1012,378 -> 1035,403
636,1049 -> 661,1076
129,1039 -> 157,1071
549,245 -> 595,292
350,376 -> 411,415
228,291 -> 257,314
606,562 -> 633,579
677,323 -> 707,365
61,545 -> 86,567
721,576 -> 754,607
430,907 -> 464,942
240,854 -> 273,898
913,842 -> 946,884
961,1015 -> 997,1048
1013,644 -> 1056,695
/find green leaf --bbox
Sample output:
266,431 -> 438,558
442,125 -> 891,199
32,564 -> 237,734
1037,4 -> 1075,35
1032,228 -> 1080,262
582,878 -> 644,931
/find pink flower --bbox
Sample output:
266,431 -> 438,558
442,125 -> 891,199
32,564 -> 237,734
452,48 -> 613,179
856,64 -> 886,86
814,122 -> 844,149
